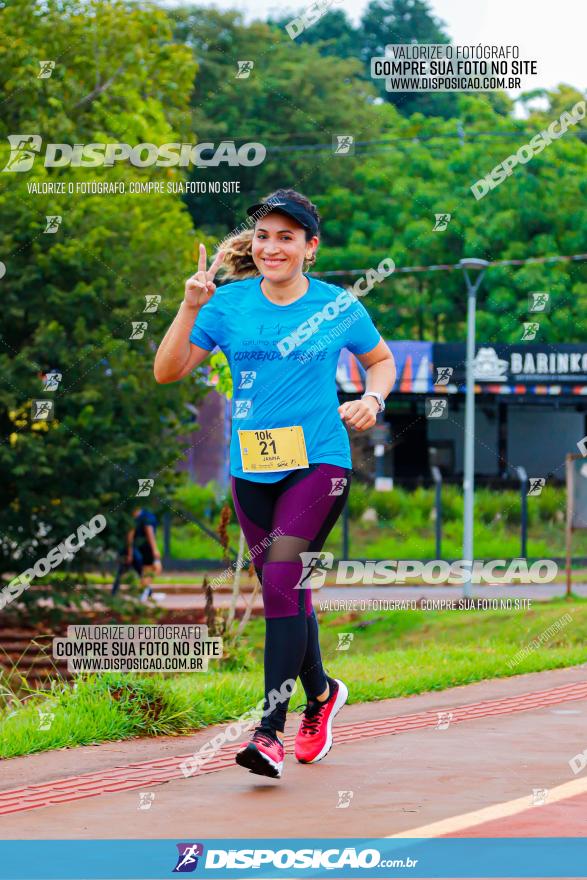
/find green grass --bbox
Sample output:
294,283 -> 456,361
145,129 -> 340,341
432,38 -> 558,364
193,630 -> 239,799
2,598 -> 587,759
168,518 -> 587,565
161,518 -> 587,563
156,480 -> 587,562
84,567 -> 587,586
69,480 -> 587,571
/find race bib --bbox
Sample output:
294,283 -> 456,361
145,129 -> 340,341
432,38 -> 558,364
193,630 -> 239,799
238,426 -> 309,473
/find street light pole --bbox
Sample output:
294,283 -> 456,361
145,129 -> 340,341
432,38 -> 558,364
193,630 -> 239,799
458,258 -> 489,598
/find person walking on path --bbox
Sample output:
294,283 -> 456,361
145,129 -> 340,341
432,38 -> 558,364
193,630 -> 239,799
111,507 -> 162,602
155,189 -> 395,778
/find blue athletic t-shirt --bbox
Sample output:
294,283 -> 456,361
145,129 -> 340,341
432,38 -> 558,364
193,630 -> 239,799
133,509 -> 157,544
189,274 -> 381,483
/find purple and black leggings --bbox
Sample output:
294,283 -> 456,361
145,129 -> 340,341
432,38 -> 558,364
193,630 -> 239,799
231,462 -> 351,733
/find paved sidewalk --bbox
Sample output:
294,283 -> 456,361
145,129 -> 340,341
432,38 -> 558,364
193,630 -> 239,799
2,665 -> 587,841
150,582 -> 587,611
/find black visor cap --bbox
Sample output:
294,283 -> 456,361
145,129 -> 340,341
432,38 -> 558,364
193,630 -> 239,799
246,198 -> 319,237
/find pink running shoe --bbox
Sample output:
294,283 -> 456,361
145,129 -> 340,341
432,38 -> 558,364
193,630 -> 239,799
235,726 -> 284,778
295,678 -> 348,764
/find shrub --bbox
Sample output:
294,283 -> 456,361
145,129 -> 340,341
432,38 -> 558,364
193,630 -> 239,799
476,488 -> 510,524
175,480 -> 234,520
348,482 -> 373,520
440,485 -> 463,522
371,489 -> 404,521
412,486 -> 433,520
535,485 -> 565,523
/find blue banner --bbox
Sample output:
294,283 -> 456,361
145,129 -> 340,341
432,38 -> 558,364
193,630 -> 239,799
1,838 -> 586,879
336,342 -> 433,393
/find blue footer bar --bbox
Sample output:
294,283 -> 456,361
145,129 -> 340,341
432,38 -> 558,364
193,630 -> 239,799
0,838 -> 586,879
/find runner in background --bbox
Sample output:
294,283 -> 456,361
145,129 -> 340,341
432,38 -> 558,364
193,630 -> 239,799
154,189 -> 396,779
111,507 -> 162,602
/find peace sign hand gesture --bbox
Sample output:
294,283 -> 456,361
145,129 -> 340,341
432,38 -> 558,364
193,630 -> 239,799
184,244 -> 225,309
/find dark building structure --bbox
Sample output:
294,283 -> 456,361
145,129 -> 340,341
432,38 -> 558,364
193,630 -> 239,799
337,342 -> 587,486
188,342 -> 587,489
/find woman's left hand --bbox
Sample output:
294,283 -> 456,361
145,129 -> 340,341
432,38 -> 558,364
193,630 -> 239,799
338,397 -> 379,431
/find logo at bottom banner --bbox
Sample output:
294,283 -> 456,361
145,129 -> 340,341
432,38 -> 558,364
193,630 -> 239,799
173,843 -> 205,872
182,845 -> 388,871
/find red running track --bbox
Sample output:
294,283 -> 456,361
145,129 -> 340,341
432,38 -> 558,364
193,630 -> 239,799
2,679 -> 587,816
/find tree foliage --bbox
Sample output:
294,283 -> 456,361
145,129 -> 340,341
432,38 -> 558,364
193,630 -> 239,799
0,0 -> 585,590
0,0 -> 211,574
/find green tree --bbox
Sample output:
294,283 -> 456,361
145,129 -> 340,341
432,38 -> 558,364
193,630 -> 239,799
315,90 -> 587,342
171,7 -> 385,236
266,8 -> 358,60
358,0 -> 458,118
0,0 -> 211,583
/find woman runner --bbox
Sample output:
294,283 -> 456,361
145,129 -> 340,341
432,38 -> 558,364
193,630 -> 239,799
154,189 -> 395,779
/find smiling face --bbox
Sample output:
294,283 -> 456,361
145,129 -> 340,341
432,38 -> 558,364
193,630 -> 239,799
251,211 -> 318,281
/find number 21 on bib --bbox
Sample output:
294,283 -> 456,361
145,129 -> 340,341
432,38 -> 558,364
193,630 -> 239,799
238,426 -> 309,473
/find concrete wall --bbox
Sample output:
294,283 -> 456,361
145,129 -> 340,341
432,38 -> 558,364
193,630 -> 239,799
426,401 -> 499,475
178,391 -> 229,487
507,405 -> 584,476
